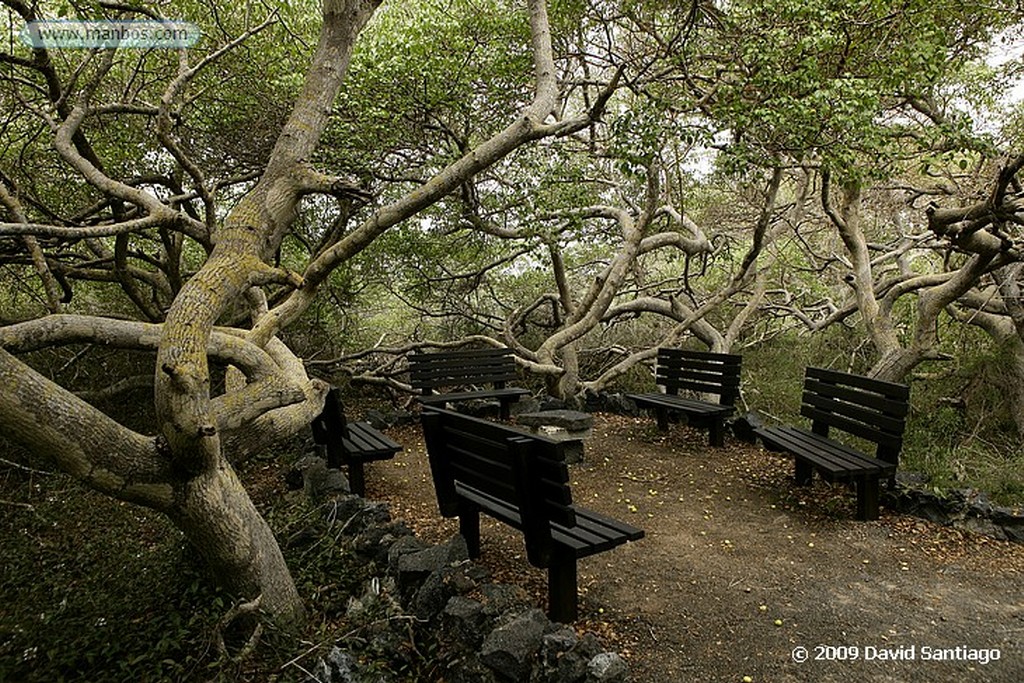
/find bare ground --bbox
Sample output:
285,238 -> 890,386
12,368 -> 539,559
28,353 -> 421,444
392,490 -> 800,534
364,413 -> 1024,683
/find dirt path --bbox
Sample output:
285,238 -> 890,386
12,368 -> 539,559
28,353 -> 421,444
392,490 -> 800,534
365,413 -> 1024,682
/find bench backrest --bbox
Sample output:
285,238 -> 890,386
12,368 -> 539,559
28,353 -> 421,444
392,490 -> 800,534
409,348 -> 518,394
420,407 -> 574,567
310,387 -> 349,466
656,348 -> 742,405
311,387 -> 347,436
801,367 -> 911,465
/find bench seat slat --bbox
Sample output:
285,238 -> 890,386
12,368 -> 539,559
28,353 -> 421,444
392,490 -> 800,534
756,426 -> 893,479
342,422 -> 403,461
342,427 -> 385,455
557,511 -> 635,554
570,506 -> 646,542
567,508 -> 646,550
553,519 -> 631,557
627,393 -> 735,417
454,483 -> 640,557
453,485 -> 602,555
418,388 -> 530,403
454,486 -> 599,555
454,479 -> 576,530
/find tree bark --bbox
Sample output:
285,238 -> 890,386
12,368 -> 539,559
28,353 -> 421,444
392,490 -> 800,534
0,348 -> 172,509
150,0 -> 382,628
823,176 -> 903,361
584,167 -> 783,394
167,464 -> 305,627
823,173 -> 956,382
952,266 -> 1024,437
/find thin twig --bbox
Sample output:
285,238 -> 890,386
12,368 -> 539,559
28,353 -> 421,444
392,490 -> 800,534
279,642 -> 324,672
284,660 -> 323,683
0,457 -> 53,476
1,499 -> 36,510
214,595 -> 263,661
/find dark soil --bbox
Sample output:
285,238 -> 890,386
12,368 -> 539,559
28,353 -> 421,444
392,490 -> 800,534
366,413 -> 1024,683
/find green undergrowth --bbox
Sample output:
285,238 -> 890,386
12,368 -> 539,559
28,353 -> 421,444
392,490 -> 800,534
0,454 -> 439,683
0,470 -> 227,682
902,402 -> 1024,505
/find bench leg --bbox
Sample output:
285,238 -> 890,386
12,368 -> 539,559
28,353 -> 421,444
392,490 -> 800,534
499,399 -> 511,421
459,509 -> 482,559
794,459 -> 813,486
348,462 -> 366,497
548,548 -> 578,623
856,476 -> 881,521
654,406 -> 669,432
324,441 -> 342,470
709,420 -> 725,448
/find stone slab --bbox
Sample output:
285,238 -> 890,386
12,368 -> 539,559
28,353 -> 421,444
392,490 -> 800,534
516,410 -> 594,432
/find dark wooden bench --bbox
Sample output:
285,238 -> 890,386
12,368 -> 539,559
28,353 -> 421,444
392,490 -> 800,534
409,347 -> 530,420
627,348 -> 742,446
753,367 -> 910,521
311,387 -> 403,497
420,407 -> 644,622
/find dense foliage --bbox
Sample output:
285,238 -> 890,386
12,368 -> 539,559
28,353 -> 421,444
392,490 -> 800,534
3,0 -> 1024,677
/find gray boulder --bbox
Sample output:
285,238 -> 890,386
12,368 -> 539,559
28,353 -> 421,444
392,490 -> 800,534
480,608 -> 549,681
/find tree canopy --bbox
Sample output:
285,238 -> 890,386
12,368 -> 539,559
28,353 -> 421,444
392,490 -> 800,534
3,0 -> 1024,634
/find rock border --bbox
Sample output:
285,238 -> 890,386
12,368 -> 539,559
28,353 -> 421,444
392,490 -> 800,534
288,454 -> 631,683
884,476 -> 1024,543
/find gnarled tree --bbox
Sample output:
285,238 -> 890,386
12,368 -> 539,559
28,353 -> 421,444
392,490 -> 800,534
0,0 -> 599,626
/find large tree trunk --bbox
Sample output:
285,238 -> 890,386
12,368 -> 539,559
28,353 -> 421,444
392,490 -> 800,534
866,348 -> 928,383
824,178 -> 903,360
0,345 -> 306,626
151,0 -> 571,625
151,0 -> 383,627
169,465 -> 305,627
